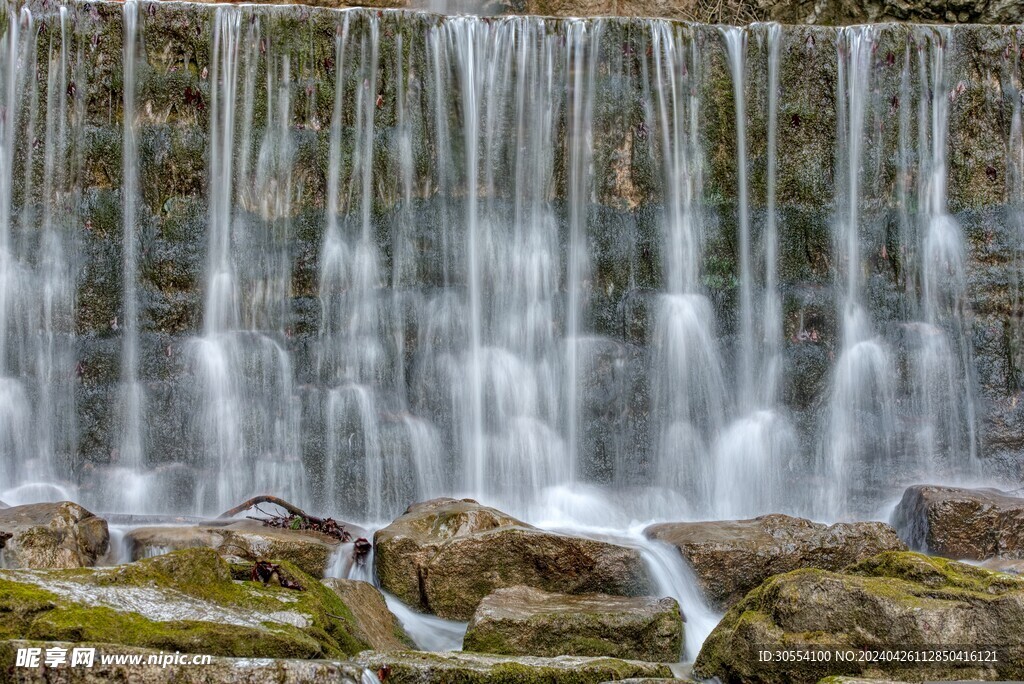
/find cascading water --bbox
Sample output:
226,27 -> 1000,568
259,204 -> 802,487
822,26 -> 898,518
902,27 -> 978,479
0,7 -> 1019,663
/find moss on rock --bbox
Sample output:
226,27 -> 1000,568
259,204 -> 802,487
0,548 -> 375,658
693,551 -> 1024,684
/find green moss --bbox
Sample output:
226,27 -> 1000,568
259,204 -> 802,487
847,551 -> 1024,595
0,549 -> 372,658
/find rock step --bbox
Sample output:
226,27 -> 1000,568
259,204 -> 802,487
463,585 -> 682,662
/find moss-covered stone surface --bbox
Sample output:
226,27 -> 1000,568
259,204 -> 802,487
462,586 -> 682,662
693,551 -> 1024,684
354,650 -> 675,684
0,548 -> 375,659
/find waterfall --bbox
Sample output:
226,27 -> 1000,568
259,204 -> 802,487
0,6 -> 1014,533
822,26 -> 897,518
903,27 -> 978,478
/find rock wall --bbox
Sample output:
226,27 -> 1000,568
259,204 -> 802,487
3,1 -> 1023,517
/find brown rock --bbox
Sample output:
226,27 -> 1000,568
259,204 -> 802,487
375,498 -> 654,620
891,484 -> 1024,560
322,578 -> 413,651
644,513 -> 906,609
0,501 -> 109,569
463,585 -> 682,662
123,519 -> 366,578
693,552 -> 1024,684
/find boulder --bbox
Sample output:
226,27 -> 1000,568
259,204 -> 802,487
891,484 -> 1024,560
644,514 -> 905,609
0,640 -> 370,683
0,548 -> 377,658
463,586 -> 681,662
693,551 -> 1024,684
354,650 -> 674,683
0,502 -> 109,569
322,578 -> 413,651
375,498 -> 653,620
123,519 -> 364,578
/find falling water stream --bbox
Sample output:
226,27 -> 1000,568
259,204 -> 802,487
0,2 -> 1013,661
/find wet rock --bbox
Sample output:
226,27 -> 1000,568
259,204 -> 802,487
123,519 -> 363,578
0,502 -> 109,569
644,514 -> 906,609
891,484 -> 1024,560
693,551 -> 1024,684
0,548 -> 374,658
355,650 -> 674,683
322,578 -> 413,651
462,586 -> 681,662
981,558 -> 1024,575
375,498 -> 654,620
0,640 -> 370,683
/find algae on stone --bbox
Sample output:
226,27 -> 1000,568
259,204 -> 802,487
0,548 -> 374,658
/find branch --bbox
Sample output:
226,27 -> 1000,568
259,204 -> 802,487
218,495 -> 312,520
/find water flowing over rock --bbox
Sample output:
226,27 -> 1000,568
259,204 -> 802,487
0,2 -> 1016,524
375,498 -> 654,619
462,585 -> 683,662
0,548 -> 377,658
123,519 -> 364,578
0,502 -> 109,569
354,650 -> 674,683
891,484 -> 1024,560
644,514 -> 906,609
322,578 -> 415,651
693,552 -> 1024,684
0,640 -> 372,684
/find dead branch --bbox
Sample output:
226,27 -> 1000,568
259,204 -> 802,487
218,495 -> 311,520
250,560 -> 304,591
221,495 -> 352,543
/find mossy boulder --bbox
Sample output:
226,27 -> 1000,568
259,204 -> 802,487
322,578 -> 414,651
463,586 -> 682,662
123,519 -> 364,578
0,502 -> 110,569
891,484 -> 1024,560
0,639 -> 369,683
693,551 -> 1024,684
0,548 -> 375,658
375,498 -> 654,620
354,650 -> 674,683
644,514 -> 906,609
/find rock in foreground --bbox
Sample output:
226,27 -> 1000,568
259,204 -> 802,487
644,514 -> 905,609
0,640 -> 370,683
463,585 -> 682,662
0,501 -> 109,569
0,548 -> 375,658
323,578 -> 413,651
693,551 -> 1024,684
375,498 -> 653,620
124,519 -> 362,578
891,484 -> 1024,559
355,650 -> 674,684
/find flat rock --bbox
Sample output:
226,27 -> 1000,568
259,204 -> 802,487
355,650 -> 674,683
891,484 -> 1024,560
463,585 -> 682,662
375,498 -> 653,620
644,513 -> 905,609
0,640 -> 370,683
0,548 -> 376,658
124,519 -> 365,578
322,578 -> 413,651
693,551 -> 1024,684
0,501 -> 109,569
